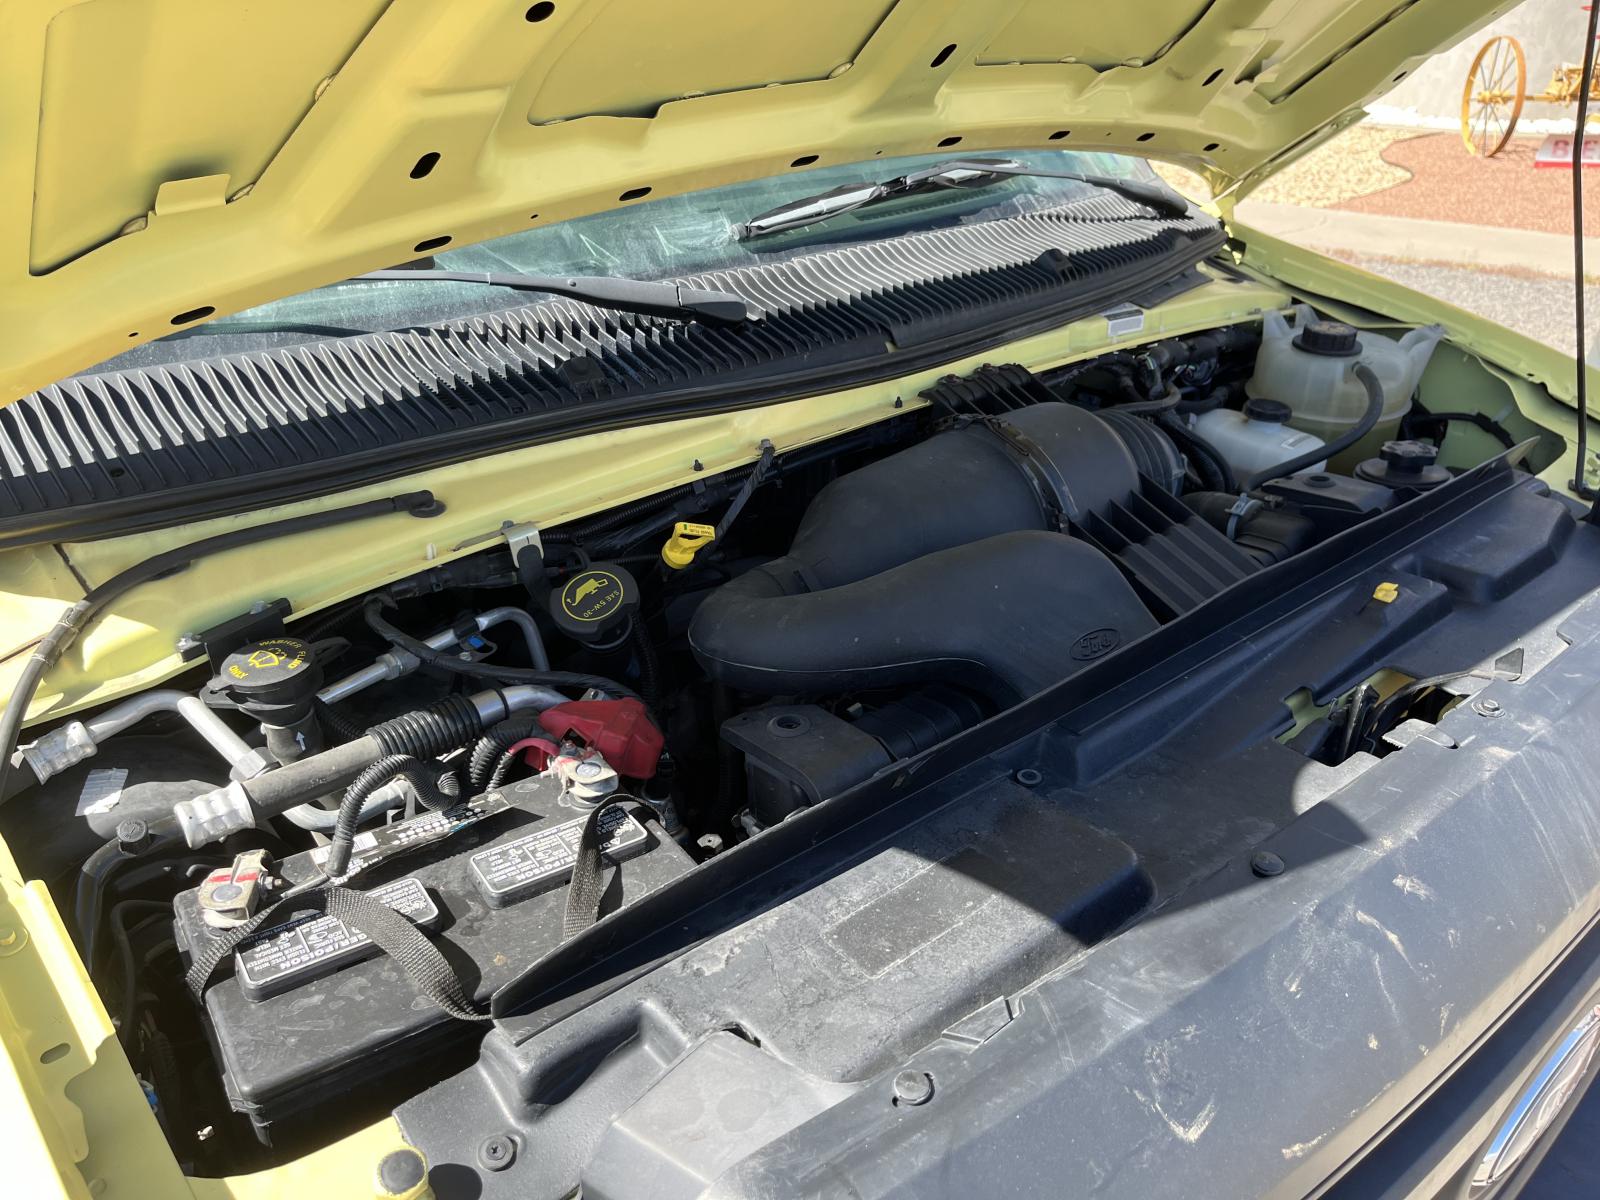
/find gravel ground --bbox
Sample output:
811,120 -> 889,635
1334,250 -> 1600,357
1155,123 -> 1600,238
1153,125 -> 1412,205
1337,132 -> 1600,236
1250,125 -> 1414,206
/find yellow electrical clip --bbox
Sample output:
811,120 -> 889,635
662,521 -> 716,569
1372,581 -> 1400,604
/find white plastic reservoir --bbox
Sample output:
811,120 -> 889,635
1192,398 -> 1326,484
1247,304 -> 1444,470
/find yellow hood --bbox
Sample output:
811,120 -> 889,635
1,0 -> 1503,404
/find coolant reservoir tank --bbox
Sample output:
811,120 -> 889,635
1247,304 -> 1444,471
1192,397 -> 1325,483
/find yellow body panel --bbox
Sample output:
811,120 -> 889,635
0,0 -> 1508,405
0,2 -> 1590,1192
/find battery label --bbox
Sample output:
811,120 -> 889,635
307,791 -> 511,878
233,876 -> 440,1002
469,807 -> 648,908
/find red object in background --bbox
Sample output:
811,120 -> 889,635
536,699 -> 664,779
1534,133 -> 1600,168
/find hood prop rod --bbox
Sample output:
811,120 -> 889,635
1575,0 -> 1600,509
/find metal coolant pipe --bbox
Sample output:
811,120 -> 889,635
318,606 -> 549,705
5,689 -> 274,802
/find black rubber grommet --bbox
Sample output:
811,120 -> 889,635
376,1148 -> 427,1195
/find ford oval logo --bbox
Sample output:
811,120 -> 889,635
1071,628 -> 1120,661
1472,1004 -> 1600,1192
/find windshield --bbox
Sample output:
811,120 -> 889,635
93,148 -> 1158,374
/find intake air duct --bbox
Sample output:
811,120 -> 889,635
689,400 -> 1175,702
689,530 -> 1156,704
729,401 -> 1169,599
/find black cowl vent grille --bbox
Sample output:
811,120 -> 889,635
0,193 -> 1222,546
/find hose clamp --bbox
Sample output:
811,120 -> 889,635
175,781 -> 255,848
1224,493 -> 1264,542
965,416 -> 1077,532
19,720 -> 96,782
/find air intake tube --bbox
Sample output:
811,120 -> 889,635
748,400 -> 1154,595
691,531 -> 1155,704
689,402 -> 1167,703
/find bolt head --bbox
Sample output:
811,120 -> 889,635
0,928 -> 16,947
1475,697 -> 1503,716
1251,850 -> 1285,878
478,1133 -> 516,1172
892,1069 -> 934,1106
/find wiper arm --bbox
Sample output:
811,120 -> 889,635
346,269 -> 755,326
735,157 -> 1190,240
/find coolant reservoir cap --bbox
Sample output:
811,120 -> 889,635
1242,396 -> 1292,424
1293,320 -> 1361,357
551,563 -> 638,643
1355,440 -> 1451,491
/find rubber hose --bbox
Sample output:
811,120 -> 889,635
488,747 -> 523,791
316,698 -> 367,744
468,717 -> 542,792
1097,409 -> 1186,495
1176,384 -> 1232,417
73,819 -> 181,963
144,1027 -> 189,1143
109,899 -> 170,1041
368,693 -> 483,760
325,755 -> 461,877
1247,362 -> 1385,490
630,619 -> 663,709
1159,412 -> 1238,493
362,597 -> 639,701
1105,380 -> 1182,416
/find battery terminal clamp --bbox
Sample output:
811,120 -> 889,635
198,850 -> 273,930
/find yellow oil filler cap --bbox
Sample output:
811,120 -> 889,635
662,521 -> 715,569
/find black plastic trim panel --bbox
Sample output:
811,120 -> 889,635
0,196 -> 1222,548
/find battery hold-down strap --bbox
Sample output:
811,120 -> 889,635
562,795 -> 650,939
185,884 -> 490,1022
186,797 -> 652,1022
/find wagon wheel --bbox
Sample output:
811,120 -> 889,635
1460,35 -> 1526,157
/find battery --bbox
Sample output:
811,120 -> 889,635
470,803 -> 647,907
234,875 -> 443,1002
173,774 -> 694,1140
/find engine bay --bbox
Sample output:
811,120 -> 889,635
0,303 -> 1586,1173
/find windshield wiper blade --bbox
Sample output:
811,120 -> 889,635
346,269 -> 755,325
735,157 -> 1190,241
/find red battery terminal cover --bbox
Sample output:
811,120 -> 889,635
528,698 -> 664,779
